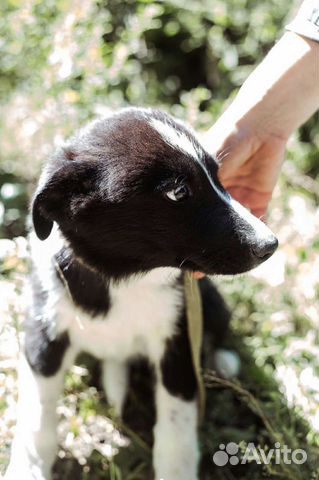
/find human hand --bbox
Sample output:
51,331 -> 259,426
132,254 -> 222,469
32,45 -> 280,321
203,32 -> 319,218
204,122 -> 286,218
192,128 -> 286,280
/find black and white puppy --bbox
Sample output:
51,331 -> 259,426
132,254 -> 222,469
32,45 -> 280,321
5,108 -> 278,480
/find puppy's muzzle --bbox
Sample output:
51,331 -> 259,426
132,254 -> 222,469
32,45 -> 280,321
251,235 -> 278,260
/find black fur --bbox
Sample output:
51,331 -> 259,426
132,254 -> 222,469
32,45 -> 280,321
25,324 -> 70,377
18,108 -> 280,480
123,357 -> 157,443
27,108 -> 278,407
25,247 -> 111,377
200,277 -> 231,346
161,308 -> 197,401
24,268 -> 70,376
55,247 -> 111,317
31,108 -> 278,280
160,278 -> 231,401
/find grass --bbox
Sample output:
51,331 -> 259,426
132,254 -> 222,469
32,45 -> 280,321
0,159 -> 318,479
0,1 -> 318,477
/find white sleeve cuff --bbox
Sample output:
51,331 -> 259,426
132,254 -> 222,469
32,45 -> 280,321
286,0 -> 319,42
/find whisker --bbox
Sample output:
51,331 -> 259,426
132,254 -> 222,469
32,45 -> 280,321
179,257 -> 190,268
219,151 -> 230,162
216,148 -> 231,164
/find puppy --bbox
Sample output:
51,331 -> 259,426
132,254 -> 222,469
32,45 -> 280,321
5,108 -> 278,480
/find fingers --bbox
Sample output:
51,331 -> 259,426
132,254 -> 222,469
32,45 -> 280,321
226,186 -> 270,219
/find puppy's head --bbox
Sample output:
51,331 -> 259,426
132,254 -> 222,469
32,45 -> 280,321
32,108 -> 278,278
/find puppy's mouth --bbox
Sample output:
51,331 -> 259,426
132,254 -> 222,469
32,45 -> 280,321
179,260 -> 206,279
180,260 -> 201,272
177,256 -> 259,277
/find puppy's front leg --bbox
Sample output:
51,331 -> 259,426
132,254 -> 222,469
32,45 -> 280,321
153,318 -> 199,480
102,359 -> 128,417
153,384 -> 199,480
5,347 -> 73,480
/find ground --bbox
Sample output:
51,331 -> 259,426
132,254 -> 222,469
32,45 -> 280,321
0,161 -> 318,479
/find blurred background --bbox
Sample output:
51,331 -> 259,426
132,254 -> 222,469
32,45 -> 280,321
0,1 -> 318,479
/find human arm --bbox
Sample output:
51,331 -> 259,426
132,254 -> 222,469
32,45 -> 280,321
203,31 -> 319,218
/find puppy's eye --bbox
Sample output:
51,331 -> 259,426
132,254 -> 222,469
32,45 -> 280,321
165,184 -> 190,202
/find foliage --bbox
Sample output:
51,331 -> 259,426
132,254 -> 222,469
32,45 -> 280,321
0,1 -> 318,479
0,0 -> 318,238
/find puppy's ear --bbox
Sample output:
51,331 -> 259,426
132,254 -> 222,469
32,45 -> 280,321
32,160 -> 99,240
32,192 -> 54,240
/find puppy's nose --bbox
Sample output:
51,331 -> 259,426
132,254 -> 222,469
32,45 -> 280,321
252,236 -> 278,260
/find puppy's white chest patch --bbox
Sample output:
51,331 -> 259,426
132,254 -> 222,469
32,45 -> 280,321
66,269 -> 183,362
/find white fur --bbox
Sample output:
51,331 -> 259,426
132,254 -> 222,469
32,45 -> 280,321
153,382 -> 199,480
149,117 -> 230,203
5,352 -> 75,480
63,269 -> 182,362
6,110 -> 274,480
150,118 -> 202,161
6,231 -> 191,480
8,151 -> 272,480
102,359 -> 128,416
230,198 -> 274,241
29,228 -> 183,364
